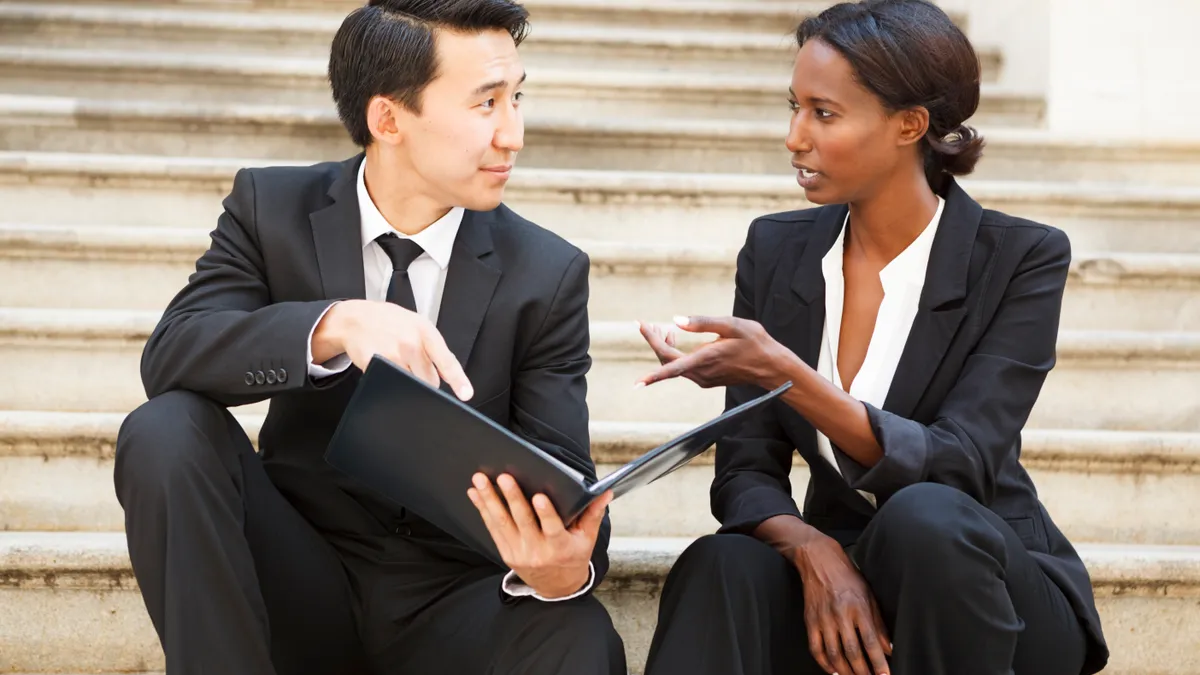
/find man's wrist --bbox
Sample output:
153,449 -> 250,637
534,565 -> 592,599
312,301 -> 357,363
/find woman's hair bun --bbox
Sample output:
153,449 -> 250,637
926,123 -> 986,178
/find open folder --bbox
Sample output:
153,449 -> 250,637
325,355 -> 792,566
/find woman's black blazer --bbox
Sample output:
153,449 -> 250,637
712,178 -> 1108,673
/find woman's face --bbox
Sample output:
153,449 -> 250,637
786,39 -> 913,205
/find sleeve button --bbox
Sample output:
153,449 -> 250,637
255,371 -> 266,385
266,370 -> 277,385
244,372 -> 255,386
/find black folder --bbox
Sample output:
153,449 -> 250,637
325,355 -> 792,566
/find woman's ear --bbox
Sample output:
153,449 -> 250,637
896,107 -> 930,148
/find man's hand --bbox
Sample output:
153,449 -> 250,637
793,532 -> 892,675
312,300 -> 473,401
467,472 -> 611,599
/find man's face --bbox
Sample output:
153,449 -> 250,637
392,28 -> 525,212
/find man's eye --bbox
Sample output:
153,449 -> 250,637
482,99 -> 496,109
815,109 -> 833,119
514,92 -> 525,102
787,98 -> 800,112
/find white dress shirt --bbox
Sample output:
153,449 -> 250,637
307,159 -> 594,601
816,196 -> 946,508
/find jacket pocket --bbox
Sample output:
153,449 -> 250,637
1003,515 -> 1049,554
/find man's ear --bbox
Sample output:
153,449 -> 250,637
896,106 -> 930,148
365,96 -> 409,147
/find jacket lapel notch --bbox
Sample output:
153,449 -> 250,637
309,154 -> 368,301
436,210 -> 500,371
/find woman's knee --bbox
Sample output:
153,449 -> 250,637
864,483 -> 1005,571
115,390 -> 241,497
668,534 -> 792,589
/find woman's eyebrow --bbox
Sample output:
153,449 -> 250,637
788,89 -> 841,108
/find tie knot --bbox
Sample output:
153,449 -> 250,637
375,234 -> 425,272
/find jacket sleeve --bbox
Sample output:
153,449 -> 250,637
712,221 -> 803,534
506,251 -> 611,589
140,168 -> 345,407
842,227 -> 1072,503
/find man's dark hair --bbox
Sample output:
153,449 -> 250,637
797,0 -> 985,193
329,0 -> 530,147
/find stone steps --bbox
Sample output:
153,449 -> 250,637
4,409 -> 1200,546
2,223 -> 1198,332
2,531 -> 1198,674
5,0 -> 923,35
0,46 -> 1040,126
0,2 -> 997,80
1,95 -> 1197,184
4,151 -> 1200,253
0,307 -> 1197,430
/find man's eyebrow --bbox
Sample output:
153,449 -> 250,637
473,72 -> 527,96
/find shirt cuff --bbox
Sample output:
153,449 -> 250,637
307,303 -> 352,379
500,562 -> 595,602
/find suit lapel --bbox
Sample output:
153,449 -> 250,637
309,154 -> 368,301
436,209 -> 501,371
783,204 -> 846,372
776,207 -> 878,517
882,179 -> 980,419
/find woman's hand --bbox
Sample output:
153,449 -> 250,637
794,533 -> 893,675
637,316 -> 795,390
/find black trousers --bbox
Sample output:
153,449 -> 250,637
115,390 -> 625,675
644,483 -> 1087,675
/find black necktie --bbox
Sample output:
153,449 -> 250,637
375,233 -> 425,313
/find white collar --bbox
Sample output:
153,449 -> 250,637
822,196 -> 946,293
356,158 -> 464,270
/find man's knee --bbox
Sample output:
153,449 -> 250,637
526,597 -> 624,659
115,390 -> 241,502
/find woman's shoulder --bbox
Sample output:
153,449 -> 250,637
976,208 -> 1072,263
745,206 -> 829,245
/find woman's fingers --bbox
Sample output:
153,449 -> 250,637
821,619 -> 855,675
837,614 -> 874,675
857,619 -> 891,675
807,621 -> 837,675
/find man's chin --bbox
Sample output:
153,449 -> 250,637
461,188 -> 506,213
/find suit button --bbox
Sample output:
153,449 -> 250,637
278,368 -> 288,384
255,371 -> 265,385
244,372 -> 255,386
393,525 -> 412,536
266,370 -> 277,384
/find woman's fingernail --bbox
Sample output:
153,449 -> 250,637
673,315 -> 690,326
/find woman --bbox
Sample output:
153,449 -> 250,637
636,2 -> 1108,675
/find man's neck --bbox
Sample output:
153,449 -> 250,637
363,154 -> 453,236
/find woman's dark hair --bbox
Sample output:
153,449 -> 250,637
329,0 -> 530,147
796,0 -> 985,192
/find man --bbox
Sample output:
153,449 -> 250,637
114,1 -> 624,673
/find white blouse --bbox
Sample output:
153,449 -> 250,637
816,196 -> 946,508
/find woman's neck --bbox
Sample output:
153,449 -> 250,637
845,171 -> 941,266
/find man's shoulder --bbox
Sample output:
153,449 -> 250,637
235,158 -> 351,207
485,203 -> 585,268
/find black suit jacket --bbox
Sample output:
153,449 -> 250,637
139,154 -> 610,585
711,179 -> 1108,673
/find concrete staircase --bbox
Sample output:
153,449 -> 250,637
0,1 -> 1198,673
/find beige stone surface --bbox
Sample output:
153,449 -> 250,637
4,150 -> 1200,254
4,223 -> 1198,331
